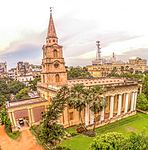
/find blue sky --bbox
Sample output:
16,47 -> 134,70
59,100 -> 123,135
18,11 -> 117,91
0,0 -> 148,68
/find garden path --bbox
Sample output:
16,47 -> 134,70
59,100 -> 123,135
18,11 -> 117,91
0,126 -> 43,150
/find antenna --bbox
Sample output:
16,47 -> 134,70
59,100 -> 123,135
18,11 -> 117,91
96,41 -> 101,60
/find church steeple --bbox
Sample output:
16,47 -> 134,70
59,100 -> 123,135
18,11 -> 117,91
40,8 -> 67,88
47,7 -> 57,39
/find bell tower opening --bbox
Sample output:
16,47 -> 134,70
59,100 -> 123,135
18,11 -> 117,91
53,49 -> 58,58
55,74 -> 60,82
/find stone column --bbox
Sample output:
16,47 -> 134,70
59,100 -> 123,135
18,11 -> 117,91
109,96 -> 114,119
124,93 -> 129,114
117,94 -> 122,116
85,105 -> 89,126
30,108 -> 35,123
131,92 -> 135,111
133,92 -> 138,111
28,108 -> 32,126
100,107 -> 105,122
11,112 -> 17,127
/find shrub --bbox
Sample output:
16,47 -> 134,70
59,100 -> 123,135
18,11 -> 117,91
90,132 -> 127,150
76,126 -> 85,133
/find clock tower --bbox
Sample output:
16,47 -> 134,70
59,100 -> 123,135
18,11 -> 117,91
41,8 -> 67,88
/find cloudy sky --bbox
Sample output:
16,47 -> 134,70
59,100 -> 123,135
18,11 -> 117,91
0,0 -> 148,68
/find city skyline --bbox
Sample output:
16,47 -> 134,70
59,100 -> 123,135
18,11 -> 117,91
0,0 -> 148,68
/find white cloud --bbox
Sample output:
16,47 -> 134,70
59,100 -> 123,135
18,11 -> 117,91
0,0 -> 148,65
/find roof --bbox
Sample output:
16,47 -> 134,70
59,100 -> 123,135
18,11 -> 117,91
67,77 -> 138,87
6,97 -> 48,109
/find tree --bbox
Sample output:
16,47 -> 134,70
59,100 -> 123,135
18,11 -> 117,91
127,132 -> 148,150
8,80 -> 25,95
29,77 -> 41,91
68,84 -> 87,128
137,93 -> 148,111
15,88 -> 30,100
90,132 -> 127,150
67,66 -> 92,79
0,94 -> 7,108
88,85 -> 106,131
143,75 -> 148,99
38,86 -> 69,148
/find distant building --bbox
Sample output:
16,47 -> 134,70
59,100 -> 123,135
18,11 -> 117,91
16,62 -> 28,76
0,62 -> 7,73
0,62 -> 7,78
129,57 -> 147,66
13,62 -> 42,84
17,75 -> 34,85
8,68 -> 17,80
87,51 -> 148,77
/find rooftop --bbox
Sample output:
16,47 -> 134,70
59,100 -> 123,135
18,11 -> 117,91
6,97 -> 48,109
68,77 -> 138,87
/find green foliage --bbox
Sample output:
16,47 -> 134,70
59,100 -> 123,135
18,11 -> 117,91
0,94 -> 6,108
0,107 -> 20,139
15,87 -> 30,100
67,66 -> 92,79
90,132 -> 148,150
137,93 -> 148,111
29,77 -> 41,91
5,129 -> 21,140
108,72 -> 144,80
0,78 -> 26,101
0,108 -> 9,125
39,123 -> 65,146
127,132 -> 148,150
68,84 -> 87,127
88,85 -> 106,131
38,86 -> 69,148
8,80 -> 26,95
143,75 -> 148,99
90,132 -> 127,150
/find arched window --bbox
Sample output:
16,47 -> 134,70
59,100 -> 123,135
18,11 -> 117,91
55,74 -> 60,82
53,49 -> 58,58
43,75 -> 45,83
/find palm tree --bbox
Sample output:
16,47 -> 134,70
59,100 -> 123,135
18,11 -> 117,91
68,84 -> 87,128
88,85 -> 106,131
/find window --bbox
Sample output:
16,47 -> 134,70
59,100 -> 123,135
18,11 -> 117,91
53,49 -> 58,57
55,74 -> 60,82
69,112 -> 74,120
54,63 -> 59,68
43,75 -> 45,83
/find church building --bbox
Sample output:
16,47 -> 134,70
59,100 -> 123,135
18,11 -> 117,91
7,9 -> 140,130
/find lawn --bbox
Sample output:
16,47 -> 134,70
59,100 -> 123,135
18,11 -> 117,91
60,113 -> 148,150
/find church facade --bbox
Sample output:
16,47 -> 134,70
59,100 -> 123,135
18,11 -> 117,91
7,10 -> 140,130
37,10 -> 140,128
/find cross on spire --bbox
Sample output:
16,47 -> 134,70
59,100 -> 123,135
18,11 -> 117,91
50,7 -> 53,14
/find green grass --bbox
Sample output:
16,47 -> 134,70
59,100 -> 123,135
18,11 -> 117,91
60,113 -> 148,150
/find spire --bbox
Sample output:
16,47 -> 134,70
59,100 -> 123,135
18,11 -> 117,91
47,7 -> 57,38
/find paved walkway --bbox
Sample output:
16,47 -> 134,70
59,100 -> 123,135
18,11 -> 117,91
0,126 -> 43,150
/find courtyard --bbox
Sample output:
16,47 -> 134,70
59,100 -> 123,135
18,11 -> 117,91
60,112 -> 148,150
0,126 -> 43,150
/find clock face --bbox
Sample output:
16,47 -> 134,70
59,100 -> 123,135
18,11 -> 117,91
54,62 -> 59,68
